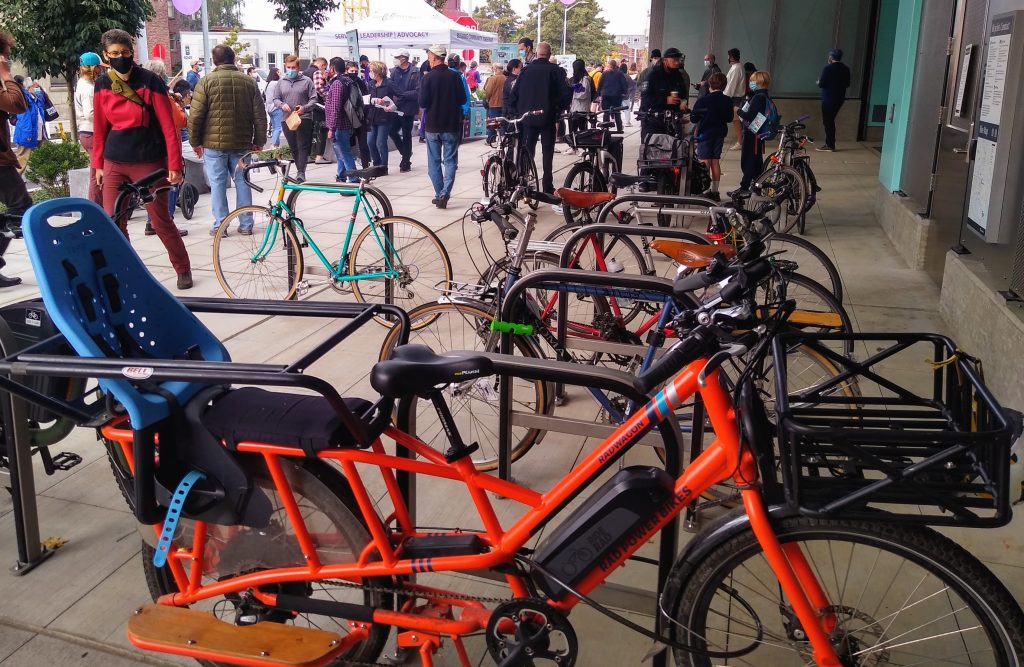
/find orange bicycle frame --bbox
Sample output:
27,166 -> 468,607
104,357 -> 842,665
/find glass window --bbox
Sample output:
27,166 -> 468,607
836,0 -> 873,93
268,52 -> 277,66
716,0 -> 772,74
168,1 -> 174,18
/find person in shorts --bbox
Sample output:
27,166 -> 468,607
689,72 -> 733,202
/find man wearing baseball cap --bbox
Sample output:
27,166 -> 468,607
639,47 -> 690,137
419,44 -> 466,209
389,49 -> 420,172
816,48 -> 850,152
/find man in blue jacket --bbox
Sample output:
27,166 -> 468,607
419,44 -> 467,209
597,61 -> 629,132
389,49 -> 420,172
817,48 -> 850,152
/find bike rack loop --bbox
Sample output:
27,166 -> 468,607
497,268 -> 687,667
594,193 -> 718,227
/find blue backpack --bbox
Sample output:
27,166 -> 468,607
757,97 -> 782,141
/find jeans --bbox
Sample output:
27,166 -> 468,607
369,124 -> 391,167
486,107 -> 502,142
269,108 -> 284,146
601,96 -> 623,133
425,131 -> 460,198
821,99 -> 844,149
389,114 -> 415,167
522,124 -> 556,192
331,128 -> 357,181
355,125 -> 370,168
203,147 -> 253,231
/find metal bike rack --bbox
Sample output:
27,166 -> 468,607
595,192 -> 718,226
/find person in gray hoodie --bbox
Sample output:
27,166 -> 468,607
271,54 -> 317,181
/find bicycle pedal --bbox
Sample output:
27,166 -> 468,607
49,452 -> 83,472
296,281 -> 311,296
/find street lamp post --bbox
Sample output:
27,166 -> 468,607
560,0 -> 580,56
536,0 -> 543,44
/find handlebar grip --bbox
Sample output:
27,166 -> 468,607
719,259 -> 772,302
133,169 -> 168,190
528,190 -> 561,206
490,211 -> 518,240
636,330 -> 711,394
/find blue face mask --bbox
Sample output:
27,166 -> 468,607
519,50 -> 526,58
285,69 -> 298,79
748,80 -> 758,92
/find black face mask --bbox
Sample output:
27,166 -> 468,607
109,56 -> 133,75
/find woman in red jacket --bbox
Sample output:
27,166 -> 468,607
91,29 -> 192,290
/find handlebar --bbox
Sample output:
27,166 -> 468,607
493,110 -> 545,126
242,160 -> 282,193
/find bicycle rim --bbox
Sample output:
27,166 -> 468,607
213,206 -> 303,300
755,165 -> 807,234
350,216 -> 453,329
380,301 -> 550,471
671,517 -> 1024,666
763,233 -> 843,303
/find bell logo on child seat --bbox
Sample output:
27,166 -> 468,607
121,366 -> 154,380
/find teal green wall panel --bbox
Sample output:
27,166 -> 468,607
867,0 -> 899,127
879,0 -> 924,190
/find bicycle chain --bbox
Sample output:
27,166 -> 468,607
313,578 -> 513,666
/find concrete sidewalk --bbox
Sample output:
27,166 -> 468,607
1,129 -> 1022,666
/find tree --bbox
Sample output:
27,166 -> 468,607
0,0 -> 153,138
519,0 -> 614,65
270,0 -> 341,56
473,0 -> 520,43
222,27 -> 252,62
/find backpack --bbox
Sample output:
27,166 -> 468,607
342,79 -> 366,129
752,97 -> 781,141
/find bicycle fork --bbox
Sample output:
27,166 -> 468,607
742,489 -> 842,666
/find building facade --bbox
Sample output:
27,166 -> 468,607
145,0 -> 187,70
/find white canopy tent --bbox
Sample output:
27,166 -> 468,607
318,2 -> 498,50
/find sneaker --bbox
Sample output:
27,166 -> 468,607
176,271 -> 193,290
177,228 -> 188,237
418,137 -> 426,143
815,145 -> 835,152
295,173 -> 306,183
238,227 -> 254,236
551,204 -> 563,215
210,227 -> 229,237
729,142 -> 741,151
144,223 -> 156,236
399,164 -> 412,173
726,188 -> 750,199
0,274 -> 22,288
436,195 -> 449,209
431,197 -> 440,205
701,190 -> 721,202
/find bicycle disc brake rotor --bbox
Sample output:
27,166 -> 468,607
485,598 -> 578,667
781,604 -> 888,667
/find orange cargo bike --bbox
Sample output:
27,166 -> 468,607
6,197 -> 1024,667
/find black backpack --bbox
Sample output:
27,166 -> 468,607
341,79 -> 366,130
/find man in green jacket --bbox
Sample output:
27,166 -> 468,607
188,44 -> 266,236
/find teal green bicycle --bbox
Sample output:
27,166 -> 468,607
213,160 -> 452,328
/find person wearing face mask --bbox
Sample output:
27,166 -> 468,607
389,49 -> 420,173
816,48 -> 850,152
638,47 -> 689,139
722,48 -> 745,150
75,52 -> 104,206
186,60 -> 202,89
517,37 -> 535,66
694,53 -> 721,100
0,31 -> 29,287
731,70 -> 774,197
345,62 -> 371,169
92,29 -> 192,290
271,55 -> 317,182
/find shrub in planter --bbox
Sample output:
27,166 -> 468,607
24,141 -> 90,197
257,145 -> 292,161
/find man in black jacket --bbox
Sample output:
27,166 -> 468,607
597,61 -> 629,132
694,53 -> 722,100
389,49 -> 420,171
816,48 -> 851,151
506,42 -> 570,193
419,44 -> 467,209
639,47 -> 689,138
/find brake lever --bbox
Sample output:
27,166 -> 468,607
698,343 -> 749,388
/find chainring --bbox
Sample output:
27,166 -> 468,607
485,598 -> 578,667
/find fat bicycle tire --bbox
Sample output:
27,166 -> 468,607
213,206 -> 304,300
379,300 -> 552,471
349,216 -> 453,329
139,457 -> 393,666
669,516 -> 1024,666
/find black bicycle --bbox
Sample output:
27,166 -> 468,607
480,110 -> 543,210
558,109 -> 625,225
